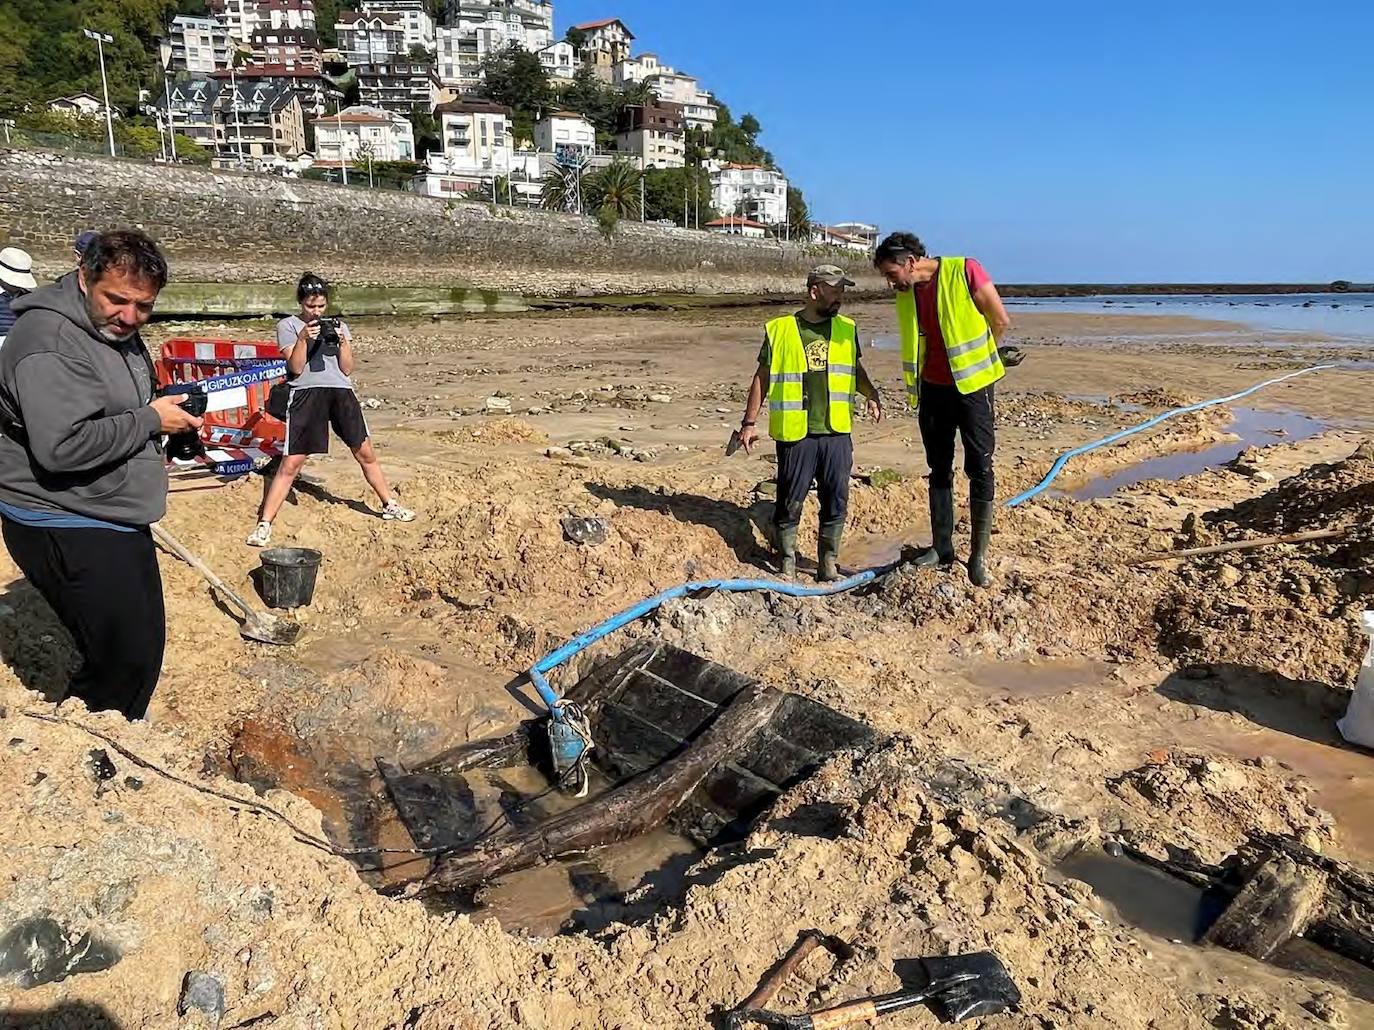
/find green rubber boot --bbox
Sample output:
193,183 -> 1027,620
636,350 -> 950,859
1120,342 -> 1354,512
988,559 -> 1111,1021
968,500 -> 995,588
817,520 -> 845,583
913,488 -> 956,568
775,524 -> 798,579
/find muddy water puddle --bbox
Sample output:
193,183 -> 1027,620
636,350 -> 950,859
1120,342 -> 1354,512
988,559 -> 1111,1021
227,716 -> 706,937
1062,407 -> 1328,499
940,657 -> 1124,700
1058,848 -> 1374,1003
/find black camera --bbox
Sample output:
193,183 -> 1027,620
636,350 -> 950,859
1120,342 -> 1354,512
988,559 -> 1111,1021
157,384 -> 207,462
312,316 -> 343,356
159,383 -> 208,417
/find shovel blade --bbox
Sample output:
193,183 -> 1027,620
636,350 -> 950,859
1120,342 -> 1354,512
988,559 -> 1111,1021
916,952 -> 1020,1022
239,614 -> 301,646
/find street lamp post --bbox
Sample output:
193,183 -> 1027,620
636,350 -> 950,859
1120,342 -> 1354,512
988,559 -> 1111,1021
228,61 -> 246,168
336,104 -> 348,186
82,29 -> 116,158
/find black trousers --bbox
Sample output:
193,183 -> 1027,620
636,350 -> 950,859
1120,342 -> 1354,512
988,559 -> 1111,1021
2,518 -> 165,720
918,382 -> 996,504
773,434 -> 852,529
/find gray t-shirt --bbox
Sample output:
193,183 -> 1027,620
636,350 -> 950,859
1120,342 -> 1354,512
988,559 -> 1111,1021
277,314 -> 353,391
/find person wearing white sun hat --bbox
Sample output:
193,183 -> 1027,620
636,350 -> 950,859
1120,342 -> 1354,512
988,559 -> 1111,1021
0,246 -> 37,348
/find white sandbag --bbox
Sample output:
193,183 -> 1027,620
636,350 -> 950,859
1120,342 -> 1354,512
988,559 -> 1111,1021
1337,610 -> 1374,748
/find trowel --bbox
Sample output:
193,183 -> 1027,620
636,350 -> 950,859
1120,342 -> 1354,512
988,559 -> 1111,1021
151,523 -> 300,645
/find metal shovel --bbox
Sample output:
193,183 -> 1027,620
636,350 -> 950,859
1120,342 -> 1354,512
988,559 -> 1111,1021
151,523 -> 300,645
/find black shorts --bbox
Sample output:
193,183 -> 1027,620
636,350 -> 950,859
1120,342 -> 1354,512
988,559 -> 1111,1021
285,387 -> 369,456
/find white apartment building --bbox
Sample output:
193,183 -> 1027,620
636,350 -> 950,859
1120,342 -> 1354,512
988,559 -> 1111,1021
539,40 -> 576,81
211,0 -> 315,42
611,51 -> 670,85
444,0 -> 553,41
613,102 -> 684,169
431,99 -> 512,174
646,71 -> 717,133
534,111 -> 595,158
312,104 -> 415,163
435,6 -> 553,89
164,16 -> 233,73
335,11 -> 406,64
360,0 -> 435,53
572,17 -> 633,80
710,162 -> 789,225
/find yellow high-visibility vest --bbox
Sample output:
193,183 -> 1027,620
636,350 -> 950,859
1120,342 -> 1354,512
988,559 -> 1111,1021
765,314 -> 857,442
895,256 -> 1004,409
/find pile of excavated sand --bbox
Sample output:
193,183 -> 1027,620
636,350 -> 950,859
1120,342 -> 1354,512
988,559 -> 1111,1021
1156,442 -> 1374,687
4,706 -> 1349,1029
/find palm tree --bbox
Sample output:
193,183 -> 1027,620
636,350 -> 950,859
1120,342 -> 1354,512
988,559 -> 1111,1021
540,164 -> 579,211
620,80 -> 655,107
586,160 -> 643,220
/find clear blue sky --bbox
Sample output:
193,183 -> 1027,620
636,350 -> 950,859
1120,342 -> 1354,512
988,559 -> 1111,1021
556,1 -> 1371,283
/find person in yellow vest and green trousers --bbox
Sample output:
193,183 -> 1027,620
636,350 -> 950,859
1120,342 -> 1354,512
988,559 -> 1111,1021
737,264 -> 882,581
872,232 -> 1015,588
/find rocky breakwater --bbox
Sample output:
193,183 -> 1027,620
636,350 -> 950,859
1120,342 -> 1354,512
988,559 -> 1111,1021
0,149 -> 880,297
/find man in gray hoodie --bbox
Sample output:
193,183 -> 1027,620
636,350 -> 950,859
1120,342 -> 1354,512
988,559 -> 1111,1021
0,230 -> 201,719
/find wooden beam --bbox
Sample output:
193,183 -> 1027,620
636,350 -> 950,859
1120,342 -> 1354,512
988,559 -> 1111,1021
424,680 -> 783,892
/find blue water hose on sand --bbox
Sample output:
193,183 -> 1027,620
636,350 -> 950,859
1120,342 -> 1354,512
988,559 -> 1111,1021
531,362 -> 1336,782
528,565 -> 899,791
1003,364 -> 1336,508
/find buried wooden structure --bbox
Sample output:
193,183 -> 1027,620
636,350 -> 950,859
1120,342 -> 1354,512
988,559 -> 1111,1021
372,642 -> 880,894
1205,832 -> 1374,968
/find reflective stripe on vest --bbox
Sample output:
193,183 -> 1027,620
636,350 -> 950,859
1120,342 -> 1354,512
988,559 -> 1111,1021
765,314 -> 858,442
894,256 -> 1005,410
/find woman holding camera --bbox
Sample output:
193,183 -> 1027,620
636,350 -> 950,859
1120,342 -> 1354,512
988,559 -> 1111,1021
247,272 -> 414,546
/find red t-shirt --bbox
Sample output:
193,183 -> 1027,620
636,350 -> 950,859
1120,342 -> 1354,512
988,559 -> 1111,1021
915,257 -> 992,386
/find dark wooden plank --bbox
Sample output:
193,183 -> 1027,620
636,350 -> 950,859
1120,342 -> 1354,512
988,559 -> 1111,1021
424,681 -> 784,891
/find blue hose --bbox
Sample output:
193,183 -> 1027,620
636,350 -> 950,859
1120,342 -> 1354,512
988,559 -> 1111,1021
1003,364 -> 1335,508
529,363 -> 1335,713
527,564 -> 898,714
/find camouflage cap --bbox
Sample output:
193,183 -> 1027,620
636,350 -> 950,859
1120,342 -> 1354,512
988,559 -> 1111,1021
807,264 -> 855,287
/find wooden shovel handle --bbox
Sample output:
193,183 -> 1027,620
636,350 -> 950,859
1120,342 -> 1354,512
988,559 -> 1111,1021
806,1000 -> 878,1029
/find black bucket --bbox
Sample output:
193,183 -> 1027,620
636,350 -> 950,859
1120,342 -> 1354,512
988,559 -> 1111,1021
257,547 -> 322,609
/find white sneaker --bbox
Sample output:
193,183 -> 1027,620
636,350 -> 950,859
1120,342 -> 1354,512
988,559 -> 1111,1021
246,521 -> 273,547
381,500 -> 415,522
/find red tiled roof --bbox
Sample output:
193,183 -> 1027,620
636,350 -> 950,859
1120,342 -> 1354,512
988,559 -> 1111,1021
572,17 -> 635,37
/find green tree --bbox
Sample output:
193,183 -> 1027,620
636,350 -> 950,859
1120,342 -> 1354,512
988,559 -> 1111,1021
641,166 -> 716,227
541,164 -> 587,212
739,112 -> 761,139
313,0 -> 343,47
785,186 -> 813,241
565,27 -> 588,50
563,65 -> 616,133
585,160 -> 642,220
479,42 -> 550,120
407,44 -> 434,62
172,132 -> 209,162
409,103 -> 440,157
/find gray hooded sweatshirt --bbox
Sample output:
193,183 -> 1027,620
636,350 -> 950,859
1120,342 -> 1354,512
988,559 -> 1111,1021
0,274 -> 166,526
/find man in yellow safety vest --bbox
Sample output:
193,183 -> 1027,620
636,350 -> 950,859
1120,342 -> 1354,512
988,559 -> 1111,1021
738,265 -> 882,581
873,232 -> 1013,587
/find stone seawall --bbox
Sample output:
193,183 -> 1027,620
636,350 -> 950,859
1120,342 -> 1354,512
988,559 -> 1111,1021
0,150 -> 882,297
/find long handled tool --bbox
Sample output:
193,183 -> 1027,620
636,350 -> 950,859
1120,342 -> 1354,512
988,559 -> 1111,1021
729,948 -> 1020,1028
151,523 -> 300,646
729,975 -> 977,1029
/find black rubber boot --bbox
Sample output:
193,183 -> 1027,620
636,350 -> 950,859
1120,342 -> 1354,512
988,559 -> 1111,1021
913,488 -> 956,568
775,525 -> 798,579
968,500 -> 994,587
817,520 -> 844,583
